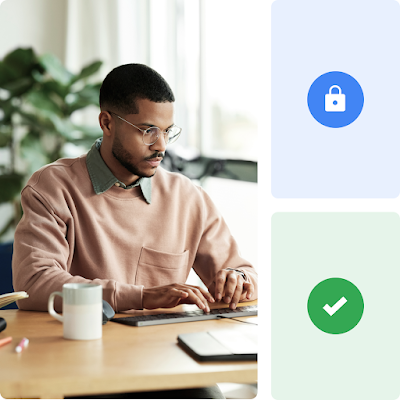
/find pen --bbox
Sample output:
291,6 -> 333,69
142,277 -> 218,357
15,337 -> 29,353
0,336 -> 12,348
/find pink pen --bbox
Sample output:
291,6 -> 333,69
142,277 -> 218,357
15,337 -> 29,353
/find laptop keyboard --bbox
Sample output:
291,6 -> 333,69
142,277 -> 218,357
111,305 -> 257,327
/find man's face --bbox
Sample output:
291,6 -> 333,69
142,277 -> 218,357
111,98 -> 174,179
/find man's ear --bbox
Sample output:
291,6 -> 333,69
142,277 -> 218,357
99,111 -> 113,137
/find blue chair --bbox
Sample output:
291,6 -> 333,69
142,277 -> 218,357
0,241 -> 17,309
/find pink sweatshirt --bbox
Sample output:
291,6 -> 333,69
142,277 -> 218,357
12,154 -> 258,311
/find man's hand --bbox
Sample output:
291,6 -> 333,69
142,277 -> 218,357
210,269 -> 254,309
142,283 -> 215,312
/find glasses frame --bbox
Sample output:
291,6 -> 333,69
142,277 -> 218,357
108,111 -> 181,146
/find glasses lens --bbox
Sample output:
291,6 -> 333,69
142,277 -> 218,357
143,127 -> 160,145
167,126 -> 181,144
142,126 -> 182,145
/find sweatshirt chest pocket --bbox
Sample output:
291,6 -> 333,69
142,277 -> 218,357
135,247 -> 190,287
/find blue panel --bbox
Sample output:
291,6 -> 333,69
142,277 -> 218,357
0,241 -> 17,309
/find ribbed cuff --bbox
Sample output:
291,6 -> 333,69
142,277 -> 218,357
114,282 -> 144,311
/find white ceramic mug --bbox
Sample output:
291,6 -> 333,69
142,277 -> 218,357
48,283 -> 103,340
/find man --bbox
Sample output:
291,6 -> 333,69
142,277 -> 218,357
12,64 -> 258,314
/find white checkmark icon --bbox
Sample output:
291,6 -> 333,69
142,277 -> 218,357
323,296 -> 347,316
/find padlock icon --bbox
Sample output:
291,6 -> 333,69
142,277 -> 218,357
325,85 -> 346,112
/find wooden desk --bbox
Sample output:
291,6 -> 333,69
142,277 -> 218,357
0,301 -> 257,399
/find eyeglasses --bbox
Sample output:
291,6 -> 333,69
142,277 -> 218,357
108,111 -> 182,146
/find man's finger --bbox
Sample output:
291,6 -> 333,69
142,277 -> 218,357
223,272 -> 239,304
190,287 -> 212,312
230,278 -> 244,309
214,271 -> 227,302
243,282 -> 254,300
181,288 -> 209,312
185,284 -> 214,304
192,285 -> 215,303
239,290 -> 248,301
171,288 -> 189,299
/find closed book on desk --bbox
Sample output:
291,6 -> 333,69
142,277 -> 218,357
178,328 -> 257,361
0,291 -> 29,309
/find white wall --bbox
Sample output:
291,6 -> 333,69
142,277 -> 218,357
0,0 -> 68,61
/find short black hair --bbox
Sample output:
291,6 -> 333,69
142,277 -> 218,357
99,64 -> 175,114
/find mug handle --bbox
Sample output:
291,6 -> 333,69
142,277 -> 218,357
48,291 -> 64,322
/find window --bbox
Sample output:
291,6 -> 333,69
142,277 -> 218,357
200,0 -> 258,161
135,0 -> 258,161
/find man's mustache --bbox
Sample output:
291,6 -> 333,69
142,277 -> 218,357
145,152 -> 165,161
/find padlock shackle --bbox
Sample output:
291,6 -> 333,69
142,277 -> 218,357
329,85 -> 342,94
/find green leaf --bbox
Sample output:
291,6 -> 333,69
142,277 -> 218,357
0,48 -> 41,97
2,76 -> 34,97
0,129 -> 12,147
72,60 -> 102,83
17,110 -> 49,131
25,90 -> 63,115
0,63 -> 19,87
67,99 -> 97,114
32,69 -> 44,83
3,48 -> 37,78
0,98 -> 14,122
0,48 -> 42,96
66,83 -> 101,114
0,173 -> 24,203
20,135 -> 50,175
39,53 -> 73,86
41,80 -> 69,99
47,114 -> 78,140
78,83 -> 101,101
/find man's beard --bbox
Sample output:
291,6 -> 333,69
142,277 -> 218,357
111,133 -> 164,178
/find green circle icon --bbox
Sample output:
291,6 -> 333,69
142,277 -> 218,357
307,278 -> 364,334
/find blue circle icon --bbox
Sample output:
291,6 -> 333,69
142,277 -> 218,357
307,72 -> 364,128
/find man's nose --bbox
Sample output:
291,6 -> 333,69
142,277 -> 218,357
150,132 -> 167,153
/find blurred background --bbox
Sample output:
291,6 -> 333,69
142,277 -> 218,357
0,1 -> 258,396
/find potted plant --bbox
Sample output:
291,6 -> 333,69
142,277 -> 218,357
0,48 -> 103,302
0,47 -> 103,240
